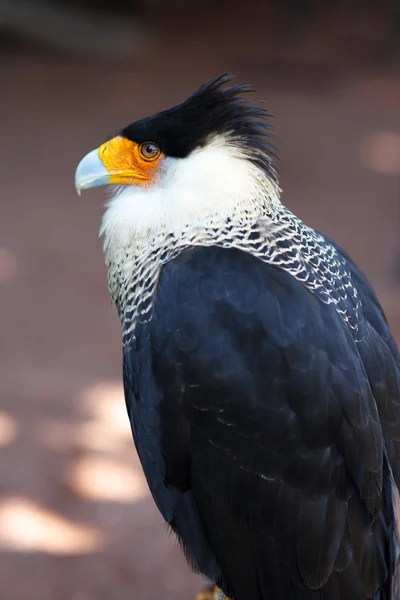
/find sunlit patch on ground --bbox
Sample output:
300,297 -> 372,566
35,381 -> 147,502
75,382 -> 133,452
78,381 -> 131,440
0,497 -> 104,554
67,455 -> 148,502
37,418 -> 131,452
0,412 -> 18,447
359,131 -> 400,175
37,381 -> 131,452
0,248 -> 18,284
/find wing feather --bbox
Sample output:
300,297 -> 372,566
125,244 -> 399,599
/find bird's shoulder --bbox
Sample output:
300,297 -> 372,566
154,243 -> 330,339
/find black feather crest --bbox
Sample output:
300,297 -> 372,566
121,74 -> 278,181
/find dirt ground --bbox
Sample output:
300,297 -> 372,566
1,15 -> 400,600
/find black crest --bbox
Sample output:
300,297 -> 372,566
121,75 -> 278,180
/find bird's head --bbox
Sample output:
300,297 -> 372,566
75,75 -> 280,250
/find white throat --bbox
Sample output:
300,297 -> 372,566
100,135 -> 281,262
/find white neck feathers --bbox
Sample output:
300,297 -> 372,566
100,136 -> 281,263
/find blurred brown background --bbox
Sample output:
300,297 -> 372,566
0,1 -> 399,599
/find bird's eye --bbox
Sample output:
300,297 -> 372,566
139,142 -> 160,160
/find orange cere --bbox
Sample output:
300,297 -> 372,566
98,136 -> 163,186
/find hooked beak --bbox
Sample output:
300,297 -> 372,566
75,148 -> 110,195
75,136 -> 150,196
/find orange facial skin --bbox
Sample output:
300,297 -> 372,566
98,136 -> 163,186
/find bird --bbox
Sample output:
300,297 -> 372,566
75,75 -> 400,600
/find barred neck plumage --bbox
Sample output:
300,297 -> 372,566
102,190 -> 362,346
75,76 -> 362,346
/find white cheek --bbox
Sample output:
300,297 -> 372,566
100,136 -> 278,252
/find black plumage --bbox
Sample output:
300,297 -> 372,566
123,240 -> 400,600
77,76 -> 400,600
121,74 -> 277,180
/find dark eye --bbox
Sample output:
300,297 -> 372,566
140,142 -> 160,160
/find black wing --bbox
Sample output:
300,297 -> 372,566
123,307 -> 222,583
326,235 -> 400,487
124,245 -> 399,600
